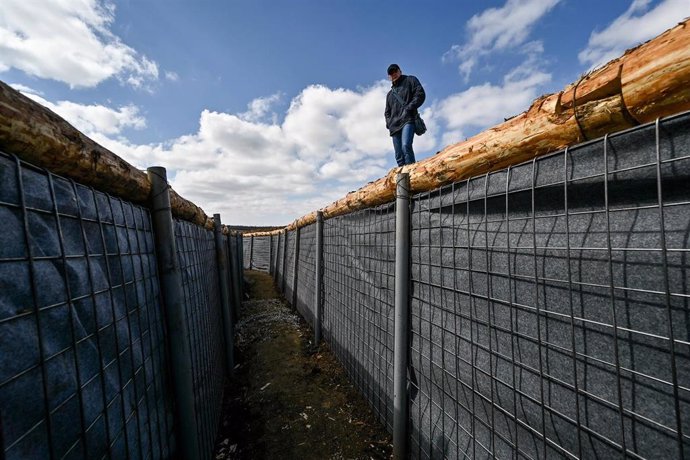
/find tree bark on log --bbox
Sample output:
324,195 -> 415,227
0,81 -> 209,227
244,19 -> 690,237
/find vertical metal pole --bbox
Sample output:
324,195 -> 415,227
249,235 -> 254,270
314,212 -> 324,345
273,233 -> 281,288
147,167 -> 200,460
239,234 -> 244,270
238,234 -> 244,298
269,235 -> 273,274
281,230 -> 288,294
213,214 -> 234,373
224,234 -> 235,330
393,173 -> 410,459
292,227 -> 301,308
655,119 -> 684,458
229,234 -> 242,318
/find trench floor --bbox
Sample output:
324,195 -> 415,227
214,270 -> 392,459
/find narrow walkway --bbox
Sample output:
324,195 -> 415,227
214,271 -> 392,459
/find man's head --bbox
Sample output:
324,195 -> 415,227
387,64 -> 401,82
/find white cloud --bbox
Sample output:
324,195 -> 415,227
283,85 -> 362,159
440,129 -> 465,149
436,67 -> 551,137
282,83 -> 399,163
240,93 -> 282,123
436,0 -> 556,143
88,71 -> 548,224
73,81 -> 427,225
18,89 -> 146,135
0,0 -> 158,88
444,0 -> 560,80
579,0 -> 690,68
165,71 -> 179,82
17,68 -> 550,224
9,83 -> 42,95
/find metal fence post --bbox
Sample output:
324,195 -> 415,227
147,166 -> 200,460
237,234 -> 242,271
224,235 -> 236,323
393,173 -> 411,459
314,211 -> 324,345
269,235 -> 273,274
238,234 -> 244,298
281,230 -> 288,294
273,233 -> 281,288
229,234 -> 242,317
249,235 -> 254,270
213,214 -> 234,373
291,227 -> 301,308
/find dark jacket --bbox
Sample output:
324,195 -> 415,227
385,74 -> 426,135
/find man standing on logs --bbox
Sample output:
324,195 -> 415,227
385,63 -> 426,166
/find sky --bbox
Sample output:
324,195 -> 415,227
2,0 -> 689,226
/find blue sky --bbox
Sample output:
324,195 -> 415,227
2,0 -> 689,225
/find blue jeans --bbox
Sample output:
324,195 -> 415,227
392,122 -> 416,166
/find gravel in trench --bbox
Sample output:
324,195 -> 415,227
213,270 -> 392,460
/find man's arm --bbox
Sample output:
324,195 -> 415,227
384,94 -> 391,129
406,76 -> 426,113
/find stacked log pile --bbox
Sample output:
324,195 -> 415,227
248,18 -> 690,237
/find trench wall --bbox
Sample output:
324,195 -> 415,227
0,151 -> 243,459
252,112 -> 690,459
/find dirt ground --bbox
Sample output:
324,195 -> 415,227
213,270 -> 392,460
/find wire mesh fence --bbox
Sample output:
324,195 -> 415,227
270,204 -> 397,432
408,113 -> 690,459
274,232 -> 285,288
284,231 -> 296,306
0,151 -> 240,459
227,233 -> 243,319
0,151 -> 175,459
244,235 -> 271,272
323,205 -> 397,432
243,236 -> 250,270
264,112 -> 690,459
174,220 -> 227,457
295,224 -> 317,327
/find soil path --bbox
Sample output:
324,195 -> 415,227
214,270 -> 392,459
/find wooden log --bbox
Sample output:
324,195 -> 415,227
243,230 -> 279,237
0,80 -> 209,227
287,210 -> 318,231
621,20 -> 690,122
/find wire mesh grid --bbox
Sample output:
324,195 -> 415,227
294,224 -> 316,326
408,114 -> 690,459
0,151 -> 175,459
266,235 -> 278,276
174,220 -> 227,458
228,234 -> 244,315
246,236 -> 271,272
284,231 -> 296,304
274,232 -> 285,290
322,203 -> 397,432
242,235 -> 251,270
238,236 -> 245,302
